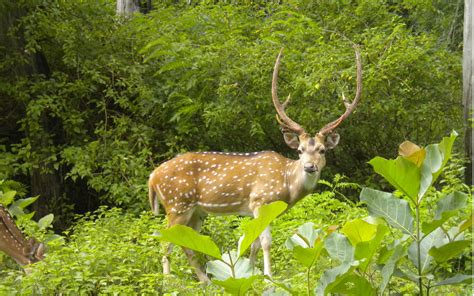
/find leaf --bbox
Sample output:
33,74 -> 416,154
341,219 -> 377,245
433,274 -> 473,286
368,156 -> 420,201
324,233 -> 354,263
285,222 -> 320,249
380,244 -> 407,294
238,201 -> 287,257
353,223 -> 389,271
419,131 -> 457,199
408,228 -> 446,274
360,188 -> 414,235
316,262 -> 353,296
212,275 -> 261,296
38,214 -> 54,230
157,225 -> 221,259
329,274 -> 376,296
292,243 -> 324,268
206,251 -> 258,280
458,216 -> 473,235
398,141 -> 425,167
429,240 -> 471,263
422,191 -> 468,235
0,190 -> 16,206
12,196 -> 39,210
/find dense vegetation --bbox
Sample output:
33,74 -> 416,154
0,0 -> 470,295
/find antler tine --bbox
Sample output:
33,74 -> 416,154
319,45 -> 362,136
272,48 -> 305,135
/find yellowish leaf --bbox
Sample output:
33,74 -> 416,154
398,141 -> 426,167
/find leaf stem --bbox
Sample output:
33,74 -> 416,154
415,204 -> 423,296
307,266 -> 312,296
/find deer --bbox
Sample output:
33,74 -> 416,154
148,46 -> 362,283
0,204 -> 44,267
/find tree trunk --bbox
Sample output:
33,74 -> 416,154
116,0 -> 139,16
463,0 -> 473,185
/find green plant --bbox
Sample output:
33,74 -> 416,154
157,201 -> 288,295
360,132 -> 472,295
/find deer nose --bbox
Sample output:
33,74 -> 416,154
303,163 -> 318,173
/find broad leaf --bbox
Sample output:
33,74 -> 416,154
329,274 -> 376,296
285,222 -> 320,249
380,244 -> 407,294
12,196 -> 39,210
341,219 -> 377,245
368,156 -> 420,201
212,275 -> 261,296
206,251 -> 258,280
419,131 -> 457,199
38,214 -> 54,230
316,262 -> 353,296
353,223 -> 389,271
157,225 -> 221,259
429,240 -> 470,263
292,243 -> 324,268
457,216 -> 473,235
422,191 -> 468,235
433,274 -> 473,286
360,188 -> 414,235
238,201 -> 287,257
408,228 -> 446,273
0,190 -> 16,206
324,233 -> 354,263
398,141 -> 425,167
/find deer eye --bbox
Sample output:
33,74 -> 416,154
319,149 -> 326,154
298,147 -> 305,154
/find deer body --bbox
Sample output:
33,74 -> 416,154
149,46 -> 362,282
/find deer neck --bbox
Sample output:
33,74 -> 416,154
285,159 -> 319,206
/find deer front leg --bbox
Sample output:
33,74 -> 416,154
260,226 -> 272,277
162,243 -> 174,275
183,247 -> 210,283
249,238 -> 261,268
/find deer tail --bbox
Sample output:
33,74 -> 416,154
148,178 -> 161,216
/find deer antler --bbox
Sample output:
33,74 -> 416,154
272,48 -> 305,135
318,45 -> 362,136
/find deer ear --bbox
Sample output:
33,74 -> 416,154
283,132 -> 300,149
325,132 -> 340,150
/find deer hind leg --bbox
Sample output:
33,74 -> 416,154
162,210 -> 194,276
260,226 -> 272,277
184,210 -> 210,283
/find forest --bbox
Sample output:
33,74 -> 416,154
0,0 -> 472,295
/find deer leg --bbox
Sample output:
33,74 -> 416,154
259,226 -> 272,277
249,238 -> 261,268
162,211 -> 194,276
185,211 -> 210,283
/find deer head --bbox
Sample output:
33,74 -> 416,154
271,46 -> 362,179
0,205 -> 44,266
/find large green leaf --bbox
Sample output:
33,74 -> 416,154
433,274 -> 473,286
419,132 -> 457,199
422,191 -> 468,235
380,244 -> 407,294
157,224 -> 221,259
285,222 -> 320,249
341,219 -> 377,245
212,275 -> 261,296
429,240 -> 471,263
360,188 -> 414,235
206,251 -> 258,280
353,223 -> 389,271
324,233 -> 354,263
368,156 -> 420,201
408,228 -> 446,273
38,214 -> 54,230
292,243 -> 324,268
238,201 -> 287,257
315,262 -> 353,296
329,274 -> 376,296
12,196 -> 39,210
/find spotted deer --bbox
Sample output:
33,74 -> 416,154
148,46 -> 362,282
0,205 -> 44,267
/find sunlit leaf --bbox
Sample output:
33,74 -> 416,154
329,274 -> 376,296
0,190 -> 16,206
422,191 -> 468,235
368,156 -> 420,201
206,251 -> 257,280
398,141 -> 425,167
324,233 -> 354,263
212,275 -> 261,296
408,228 -> 446,273
380,244 -> 407,294
38,214 -> 54,230
341,219 -> 377,245
433,274 -> 473,286
157,225 -> 221,259
238,201 -> 287,257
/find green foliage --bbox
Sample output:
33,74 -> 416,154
0,0 -> 464,222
